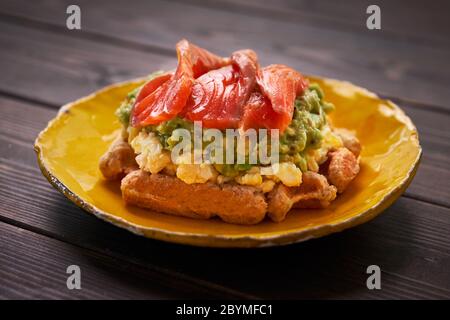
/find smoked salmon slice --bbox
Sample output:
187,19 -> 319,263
182,50 -> 258,129
131,41 -> 308,133
242,64 -> 308,133
241,91 -> 286,131
133,73 -> 172,111
131,40 -> 229,127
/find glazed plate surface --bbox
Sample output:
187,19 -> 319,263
34,76 -> 421,247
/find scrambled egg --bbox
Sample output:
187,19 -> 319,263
232,167 -> 277,193
175,153 -> 218,184
131,132 -> 218,184
259,180 -> 275,193
313,127 -> 343,165
176,164 -> 217,184
273,162 -> 303,187
130,128 -> 342,190
235,167 -> 263,186
260,162 -> 303,187
130,131 -> 171,174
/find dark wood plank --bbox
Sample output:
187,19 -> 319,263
0,221 -> 232,299
1,159 -> 450,299
207,0 -> 450,44
0,2 -> 449,299
0,21 -> 174,107
0,107 -> 255,300
396,102 -> 450,207
0,96 -> 449,299
0,0 -> 449,107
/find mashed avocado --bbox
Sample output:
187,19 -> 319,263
117,81 -> 334,175
279,83 -> 334,171
214,163 -> 253,177
145,117 -> 194,149
116,87 -> 139,125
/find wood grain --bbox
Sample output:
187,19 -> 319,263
0,0 -> 449,107
0,0 -> 449,299
0,221 -> 240,299
0,21 -> 173,107
202,0 -> 450,45
0,96 -> 449,299
1,157 -> 449,299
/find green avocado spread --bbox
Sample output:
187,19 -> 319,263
279,83 -> 334,171
117,77 -> 334,176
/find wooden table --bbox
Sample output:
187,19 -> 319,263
1,0 -> 449,299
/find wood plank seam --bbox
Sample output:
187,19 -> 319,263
1,9 -> 450,112
167,0 -> 450,48
402,193 -> 450,210
0,158 -> 258,298
403,192 -> 449,209
0,1 -> 448,297
0,220 -> 254,299
0,89 -> 59,110
0,205 -> 258,300
0,159 -> 450,298
0,42 -> 449,115
0,12 -> 174,57
380,95 -> 450,116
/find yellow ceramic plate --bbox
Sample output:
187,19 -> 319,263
35,76 -> 421,247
